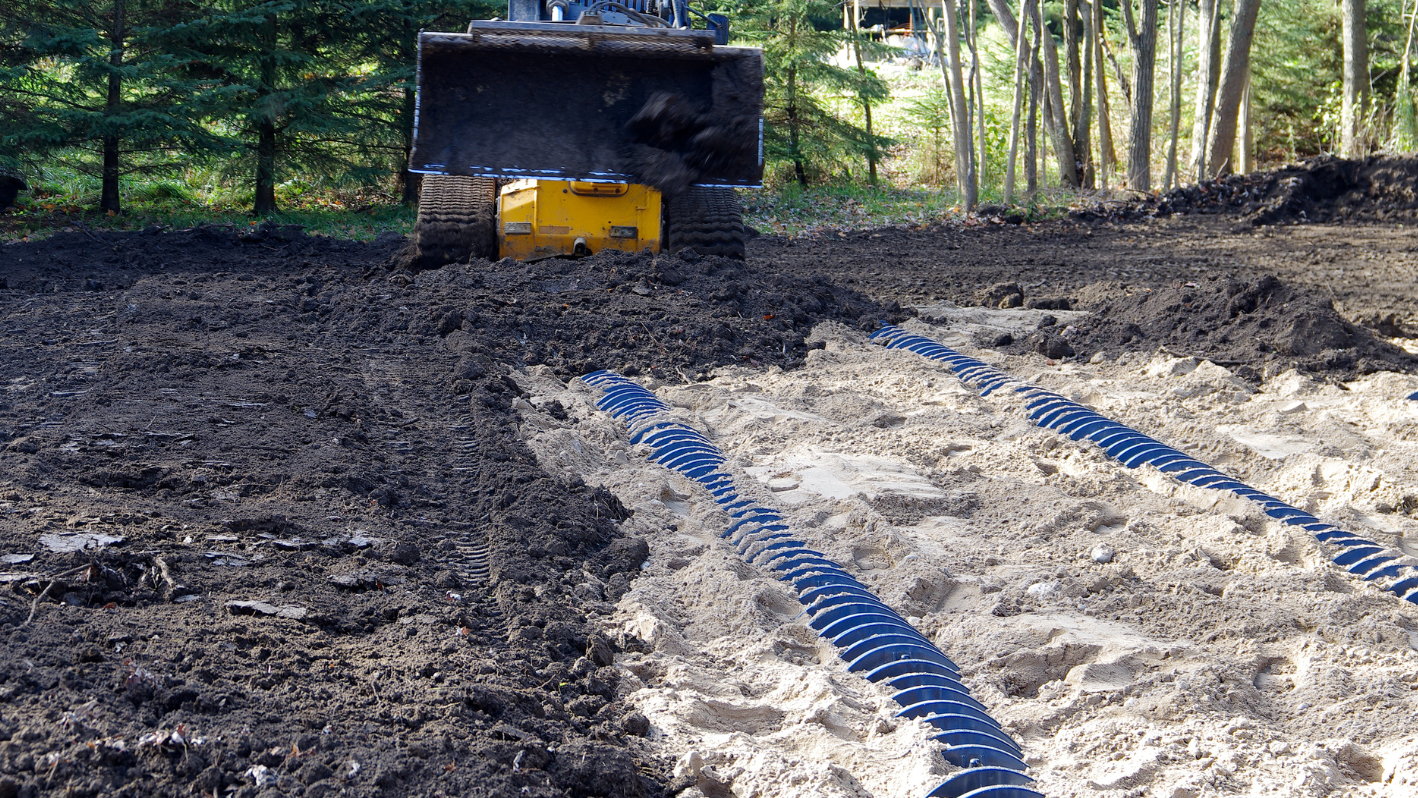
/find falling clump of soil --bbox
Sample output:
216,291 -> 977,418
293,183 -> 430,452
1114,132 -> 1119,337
1064,275 -> 1418,381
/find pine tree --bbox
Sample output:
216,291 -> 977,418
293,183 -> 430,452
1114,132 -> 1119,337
163,0 -> 369,215
734,0 -> 889,186
344,0 -> 498,205
0,0 -> 213,213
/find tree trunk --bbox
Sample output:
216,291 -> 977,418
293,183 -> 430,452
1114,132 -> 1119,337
1237,69 -> 1253,171
987,0 -> 1073,187
1005,0 -> 1032,202
1040,16 -> 1080,186
400,86 -> 420,204
1121,0 -> 1158,191
848,0 -> 879,185
1027,0 -> 1043,199
254,29 -> 278,216
1189,0 -> 1222,179
1396,0 -> 1418,151
1066,0 -> 1090,182
1092,0 -> 1116,187
255,117 -> 277,216
1203,0 -> 1263,178
1078,0 -> 1096,187
787,60 -> 807,187
941,0 -> 976,208
1163,0 -> 1185,189
970,0 -> 986,191
1342,0 -> 1368,157
100,0 -> 126,214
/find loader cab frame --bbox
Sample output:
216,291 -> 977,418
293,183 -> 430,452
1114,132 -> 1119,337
506,0 -> 730,45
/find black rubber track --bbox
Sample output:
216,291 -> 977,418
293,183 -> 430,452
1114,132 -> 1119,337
665,186 -> 746,259
410,175 -> 497,269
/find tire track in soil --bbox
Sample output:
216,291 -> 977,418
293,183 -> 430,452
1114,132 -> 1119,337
354,350 -> 492,587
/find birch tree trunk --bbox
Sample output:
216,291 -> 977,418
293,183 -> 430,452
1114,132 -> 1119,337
1121,0 -> 1159,191
1342,0 -> 1369,157
1092,0 -> 1117,188
848,1 -> 879,184
1189,0 -> 1222,179
1005,0 -> 1031,202
1163,0 -> 1185,189
942,0 -> 977,208
1203,0 -> 1263,178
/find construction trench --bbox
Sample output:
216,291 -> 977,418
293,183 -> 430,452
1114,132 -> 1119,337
5,166 -> 1418,797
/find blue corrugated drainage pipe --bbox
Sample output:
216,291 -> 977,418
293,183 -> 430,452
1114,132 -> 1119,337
870,325 -> 1418,607
580,370 -> 1042,798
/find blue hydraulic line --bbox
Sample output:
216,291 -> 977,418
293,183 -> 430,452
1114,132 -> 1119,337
870,325 -> 1418,607
580,370 -> 1041,798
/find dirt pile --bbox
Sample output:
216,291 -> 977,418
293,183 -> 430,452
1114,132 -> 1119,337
1060,275 -> 1418,381
1070,156 -> 1418,226
1235,155 -> 1418,224
378,246 -> 900,383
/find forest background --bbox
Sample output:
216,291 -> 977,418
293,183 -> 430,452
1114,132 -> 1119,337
0,0 -> 1415,238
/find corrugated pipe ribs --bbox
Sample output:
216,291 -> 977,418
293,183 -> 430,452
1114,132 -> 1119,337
581,369 -> 1041,798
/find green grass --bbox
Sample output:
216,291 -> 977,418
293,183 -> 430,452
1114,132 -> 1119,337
743,183 -> 964,236
742,181 -> 1077,238
1,162 -> 415,244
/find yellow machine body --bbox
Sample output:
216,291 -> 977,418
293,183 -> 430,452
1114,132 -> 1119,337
498,180 -> 661,260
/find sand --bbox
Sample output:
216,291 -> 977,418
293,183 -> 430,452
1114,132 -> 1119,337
509,310 -> 1418,798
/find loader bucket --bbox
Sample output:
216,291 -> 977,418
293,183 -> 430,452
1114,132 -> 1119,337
410,21 -> 764,192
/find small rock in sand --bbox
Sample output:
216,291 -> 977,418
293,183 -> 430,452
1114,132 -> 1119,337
1091,544 -> 1116,564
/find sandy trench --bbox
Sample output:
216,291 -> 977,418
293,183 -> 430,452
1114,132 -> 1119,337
511,311 -> 1418,798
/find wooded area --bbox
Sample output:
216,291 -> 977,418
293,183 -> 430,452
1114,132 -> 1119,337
3,0 -> 1418,214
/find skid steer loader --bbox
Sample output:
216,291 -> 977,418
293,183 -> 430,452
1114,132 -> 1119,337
407,0 -> 763,267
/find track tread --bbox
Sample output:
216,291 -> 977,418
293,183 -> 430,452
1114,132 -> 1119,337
665,187 -> 746,259
411,175 -> 496,268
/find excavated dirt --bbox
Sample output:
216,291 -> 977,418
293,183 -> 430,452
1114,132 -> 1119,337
1069,155 -> 1418,226
3,181 -> 1418,798
0,225 -> 888,798
1025,275 -> 1418,383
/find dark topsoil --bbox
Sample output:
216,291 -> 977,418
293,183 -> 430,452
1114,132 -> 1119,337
1071,153 -> 1418,226
0,224 -> 891,798
1,158 -> 1415,798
